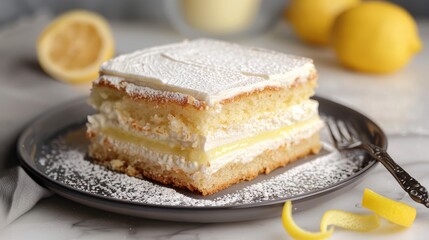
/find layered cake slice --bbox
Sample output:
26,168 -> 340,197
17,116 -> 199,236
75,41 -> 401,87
87,39 -> 323,195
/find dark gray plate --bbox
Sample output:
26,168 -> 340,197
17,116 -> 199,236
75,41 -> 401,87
17,96 -> 387,223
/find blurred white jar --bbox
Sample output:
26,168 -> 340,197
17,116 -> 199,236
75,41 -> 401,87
164,0 -> 285,38
181,0 -> 260,34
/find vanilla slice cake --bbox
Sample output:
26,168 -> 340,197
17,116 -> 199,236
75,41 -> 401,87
87,39 -> 323,195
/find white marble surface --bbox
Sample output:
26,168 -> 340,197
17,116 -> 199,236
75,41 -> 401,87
0,15 -> 429,239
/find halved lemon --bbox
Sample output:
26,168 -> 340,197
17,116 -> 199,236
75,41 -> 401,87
37,10 -> 114,84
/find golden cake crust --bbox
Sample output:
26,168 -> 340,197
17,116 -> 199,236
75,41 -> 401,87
94,72 -> 317,111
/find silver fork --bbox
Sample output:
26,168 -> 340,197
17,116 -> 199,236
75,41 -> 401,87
326,117 -> 429,208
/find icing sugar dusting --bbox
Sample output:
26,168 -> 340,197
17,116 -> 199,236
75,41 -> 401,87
163,40 -> 311,79
38,128 -> 366,207
100,39 -> 315,105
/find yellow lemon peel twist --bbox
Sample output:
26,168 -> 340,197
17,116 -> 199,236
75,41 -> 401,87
282,201 -> 333,240
362,188 -> 416,227
282,188 -> 417,239
320,210 -> 379,232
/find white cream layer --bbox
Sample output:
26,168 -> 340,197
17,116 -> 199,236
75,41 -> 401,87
100,39 -> 315,105
202,119 -> 323,176
204,100 -> 319,150
91,119 -> 323,178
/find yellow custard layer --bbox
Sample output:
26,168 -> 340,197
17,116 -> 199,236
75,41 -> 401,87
101,117 -> 321,164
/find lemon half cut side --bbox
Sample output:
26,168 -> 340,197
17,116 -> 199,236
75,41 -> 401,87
37,10 -> 114,84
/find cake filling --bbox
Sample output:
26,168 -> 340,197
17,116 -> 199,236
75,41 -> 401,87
88,98 -> 320,149
91,117 -> 322,171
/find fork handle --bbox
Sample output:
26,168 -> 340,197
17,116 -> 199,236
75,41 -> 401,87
362,143 -> 429,207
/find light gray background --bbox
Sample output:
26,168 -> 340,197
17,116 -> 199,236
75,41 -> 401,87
0,0 -> 427,29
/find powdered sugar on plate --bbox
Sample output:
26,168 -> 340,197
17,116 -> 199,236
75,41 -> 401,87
37,126 -> 366,207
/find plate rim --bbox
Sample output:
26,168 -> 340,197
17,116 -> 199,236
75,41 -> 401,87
17,95 -> 387,210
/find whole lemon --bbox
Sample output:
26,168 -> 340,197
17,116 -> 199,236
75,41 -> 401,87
332,2 -> 422,74
286,0 -> 360,46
